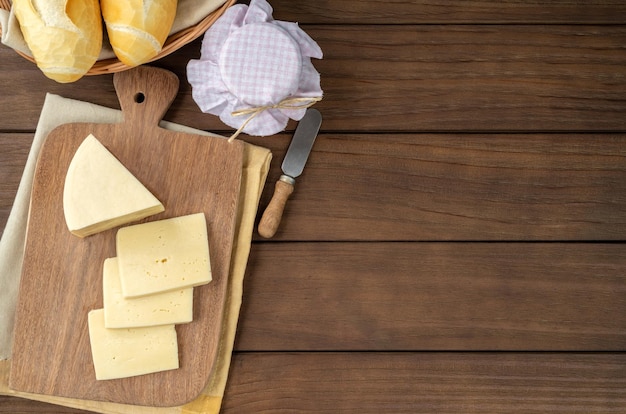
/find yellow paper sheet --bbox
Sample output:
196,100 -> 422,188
0,94 -> 271,414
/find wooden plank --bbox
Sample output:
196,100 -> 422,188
271,0 -> 626,24
3,132 -> 626,242
310,25 -> 626,132
0,134 -> 30,234
1,25 -> 625,132
2,352 -> 624,413
247,133 -> 626,241
221,352 -> 626,413
236,242 -> 626,351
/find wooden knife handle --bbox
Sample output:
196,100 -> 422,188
258,176 -> 295,238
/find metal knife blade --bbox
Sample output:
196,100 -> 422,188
281,108 -> 322,180
258,108 -> 322,238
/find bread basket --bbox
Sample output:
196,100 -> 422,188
0,0 -> 236,75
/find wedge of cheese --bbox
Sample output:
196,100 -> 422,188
63,134 -> 164,237
116,212 -> 212,298
103,257 -> 194,328
87,309 -> 179,380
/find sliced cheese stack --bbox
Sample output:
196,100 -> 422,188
88,309 -> 179,381
102,257 -> 193,329
116,213 -> 212,298
64,134 -> 164,237
88,212 -> 212,380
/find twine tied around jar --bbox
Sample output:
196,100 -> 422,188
228,96 -> 322,142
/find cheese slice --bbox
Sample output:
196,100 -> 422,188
87,309 -> 179,380
103,257 -> 194,328
63,134 -> 164,237
116,212 -> 212,298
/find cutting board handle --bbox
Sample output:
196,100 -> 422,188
113,66 -> 180,129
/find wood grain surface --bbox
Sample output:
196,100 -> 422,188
2,26 -> 626,133
0,133 -> 30,232
0,0 -> 625,412
220,352 -> 626,413
245,133 -> 626,241
8,67 -> 244,407
270,0 -> 626,24
237,243 -> 626,351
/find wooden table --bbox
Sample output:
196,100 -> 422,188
1,1 -> 625,412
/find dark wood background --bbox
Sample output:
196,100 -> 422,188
1,0 -> 625,412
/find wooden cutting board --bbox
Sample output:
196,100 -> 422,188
9,66 -> 244,407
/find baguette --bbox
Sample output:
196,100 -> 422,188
101,0 -> 178,67
12,0 -> 102,83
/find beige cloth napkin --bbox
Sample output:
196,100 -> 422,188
0,0 -> 228,60
0,94 -> 272,413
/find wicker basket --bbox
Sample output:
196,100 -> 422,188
0,0 -> 235,75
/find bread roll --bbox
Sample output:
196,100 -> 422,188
12,0 -> 102,83
101,0 -> 178,67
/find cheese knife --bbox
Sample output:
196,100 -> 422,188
258,108 -> 322,238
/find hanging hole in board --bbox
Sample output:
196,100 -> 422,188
134,92 -> 146,103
